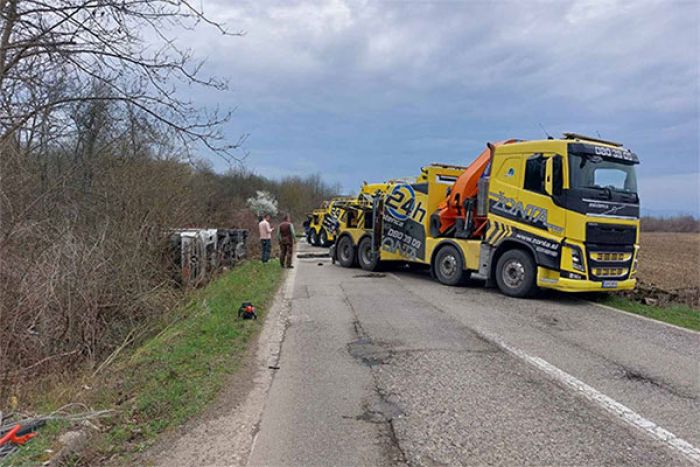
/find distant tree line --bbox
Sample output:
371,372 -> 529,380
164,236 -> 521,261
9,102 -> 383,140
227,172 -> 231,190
641,216 -> 700,233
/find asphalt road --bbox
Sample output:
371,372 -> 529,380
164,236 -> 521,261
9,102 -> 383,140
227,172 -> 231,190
246,240 -> 699,466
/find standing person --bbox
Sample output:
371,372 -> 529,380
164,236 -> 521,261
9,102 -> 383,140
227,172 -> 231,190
277,213 -> 296,269
258,214 -> 274,263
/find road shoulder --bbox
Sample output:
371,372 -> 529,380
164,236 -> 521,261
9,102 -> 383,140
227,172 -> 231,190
145,261 -> 297,467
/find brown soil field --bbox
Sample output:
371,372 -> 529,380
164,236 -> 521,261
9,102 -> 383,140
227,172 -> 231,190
639,232 -> 700,290
633,232 -> 700,309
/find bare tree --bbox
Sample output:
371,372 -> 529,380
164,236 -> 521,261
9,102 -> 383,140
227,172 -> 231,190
0,0 -> 244,162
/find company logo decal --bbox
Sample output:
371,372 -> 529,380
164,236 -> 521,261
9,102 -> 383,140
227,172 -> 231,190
382,183 -> 427,260
490,192 -> 563,233
385,184 -> 426,223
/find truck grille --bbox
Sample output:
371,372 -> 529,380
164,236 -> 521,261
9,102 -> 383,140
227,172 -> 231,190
586,246 -> 634,281
591,252 -> 632,262
592,267 -> 629,278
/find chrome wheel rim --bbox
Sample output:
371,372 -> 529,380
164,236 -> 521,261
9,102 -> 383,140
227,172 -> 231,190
503,260 -> 525,289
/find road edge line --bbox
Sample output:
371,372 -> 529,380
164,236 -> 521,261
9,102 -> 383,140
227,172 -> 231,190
476,328 -> 700,465
586,300 -> 700,335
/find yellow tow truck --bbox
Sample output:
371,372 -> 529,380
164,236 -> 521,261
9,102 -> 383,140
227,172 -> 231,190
332,134 -> 640,297
306,197 -> 353,247
326,182 -> 391,262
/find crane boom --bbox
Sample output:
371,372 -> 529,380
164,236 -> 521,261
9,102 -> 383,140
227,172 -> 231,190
435,139 -> 518,236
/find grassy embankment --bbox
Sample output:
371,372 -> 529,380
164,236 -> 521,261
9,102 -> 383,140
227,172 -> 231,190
598,295 -> 700,332
7,261 -> 283,465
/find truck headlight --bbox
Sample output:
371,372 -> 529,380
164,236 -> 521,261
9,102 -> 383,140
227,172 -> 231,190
570,246 -> 585,272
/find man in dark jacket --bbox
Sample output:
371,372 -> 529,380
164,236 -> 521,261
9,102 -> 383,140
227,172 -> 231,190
277,213 -> 296,268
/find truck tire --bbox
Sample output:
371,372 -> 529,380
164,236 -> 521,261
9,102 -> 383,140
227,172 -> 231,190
336,236 -> 356,268
495,249 -> 537,298
320,229 -> 330,247
357,236 -> 380,271
309,229 -> 318,246
434,244 -> 469,286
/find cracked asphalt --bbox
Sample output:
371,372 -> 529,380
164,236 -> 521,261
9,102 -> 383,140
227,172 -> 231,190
247,241 -> 699,466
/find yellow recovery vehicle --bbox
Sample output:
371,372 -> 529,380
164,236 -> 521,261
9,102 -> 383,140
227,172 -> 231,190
332,133 -> 640,297
327,182 -> 391,253
306,197 -> 353,247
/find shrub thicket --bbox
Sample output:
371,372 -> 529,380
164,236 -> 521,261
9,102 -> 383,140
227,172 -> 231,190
641,216 -> 700,232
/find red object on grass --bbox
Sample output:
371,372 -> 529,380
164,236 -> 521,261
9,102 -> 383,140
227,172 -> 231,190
0,425 -> 37,447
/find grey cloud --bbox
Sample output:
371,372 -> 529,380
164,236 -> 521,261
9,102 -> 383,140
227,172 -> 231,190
176,0 -> 698,212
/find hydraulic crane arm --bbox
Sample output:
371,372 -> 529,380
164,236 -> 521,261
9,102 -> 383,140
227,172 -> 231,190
434,139 -> 518,236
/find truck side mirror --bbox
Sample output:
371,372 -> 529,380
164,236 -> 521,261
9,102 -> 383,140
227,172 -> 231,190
544,157 -> 553,196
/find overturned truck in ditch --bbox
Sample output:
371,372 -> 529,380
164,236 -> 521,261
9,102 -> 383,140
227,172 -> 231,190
168,228 -> 248,287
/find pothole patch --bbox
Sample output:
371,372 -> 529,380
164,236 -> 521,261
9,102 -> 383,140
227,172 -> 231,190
356,399 -> 405,424
347,337 -> 391,367
616,367 -> 697,400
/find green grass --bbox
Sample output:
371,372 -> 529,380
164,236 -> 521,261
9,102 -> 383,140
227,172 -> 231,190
600,295 -> 700,332
5,261 -> 283,465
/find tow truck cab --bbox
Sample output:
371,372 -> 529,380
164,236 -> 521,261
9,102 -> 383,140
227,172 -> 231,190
485,133 -> 640,293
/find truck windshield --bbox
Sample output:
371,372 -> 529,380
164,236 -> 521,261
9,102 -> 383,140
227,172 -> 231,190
568,154 -> 638,194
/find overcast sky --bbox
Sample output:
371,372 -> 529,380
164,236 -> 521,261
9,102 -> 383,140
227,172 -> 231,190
181,0 -> 699,215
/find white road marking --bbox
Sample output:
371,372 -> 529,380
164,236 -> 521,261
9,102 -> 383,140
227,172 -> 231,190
477,329 -> 700,465
388,270 -> 699,461
586,300 -> 700,335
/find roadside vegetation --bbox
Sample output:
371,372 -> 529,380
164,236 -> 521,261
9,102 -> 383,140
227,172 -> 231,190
0,3 -> 336,463
7,261 -> 283,465
598,295 -> 700,332
0,0 -> 338,409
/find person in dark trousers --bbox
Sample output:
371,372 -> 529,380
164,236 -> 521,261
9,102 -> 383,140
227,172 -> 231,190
277,213 -> 296,268
258,214 -> 274,263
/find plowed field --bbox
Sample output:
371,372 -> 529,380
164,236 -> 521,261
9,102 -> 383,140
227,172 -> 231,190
639,233 -> 700,290
636,232 -> 699,308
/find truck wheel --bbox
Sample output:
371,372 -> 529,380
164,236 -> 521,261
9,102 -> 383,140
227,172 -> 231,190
358,236 -> 380,271
320,229 -> 330,247
336,236 -> 356,268
309,229 -> 318,246
495,249 -> 537,298
434,245 -> 468,286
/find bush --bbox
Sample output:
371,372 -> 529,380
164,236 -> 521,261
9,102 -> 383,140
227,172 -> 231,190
641,216 -> 700,232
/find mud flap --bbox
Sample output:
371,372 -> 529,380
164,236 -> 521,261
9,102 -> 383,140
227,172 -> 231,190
479,243 -> 496,287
